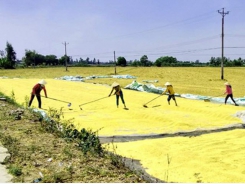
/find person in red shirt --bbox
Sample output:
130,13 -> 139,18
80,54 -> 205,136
28,79 -> 48,108
224,82 -> 238,106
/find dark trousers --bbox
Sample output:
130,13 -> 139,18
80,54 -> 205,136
167,94 -> 176,101
29,94 -> 42,108
225,94 -> 236,104
116,91 -> 125,106
167,94 -> 177,106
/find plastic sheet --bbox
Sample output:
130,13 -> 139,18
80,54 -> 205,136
125,80 -> 165,94
124,81 -> 245,105
111,75 -> 136,79
55,74 -> 136,81
55,75 -> 84,81
32,109 -> 49,121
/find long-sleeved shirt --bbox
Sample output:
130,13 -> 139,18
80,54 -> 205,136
162,85 -> 175,95
31,83 -> 47,97
109,85 -> 122,96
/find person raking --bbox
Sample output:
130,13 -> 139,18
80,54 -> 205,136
162,82 -> 178,106
108,82 -> 127,108
28,79 -> 48,109
224,82 -> 239,106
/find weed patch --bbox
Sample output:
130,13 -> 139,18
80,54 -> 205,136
8,164 -> 22,176
0,97 -> 145,182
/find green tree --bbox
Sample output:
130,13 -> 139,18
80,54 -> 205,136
130,59 -> 141,66
233,59 -> 242,66
3,42 -> 16,69
140,55 -> 148,66
233,57 -> 244,66
34,54 -> 46,65
45,55 -> 58,65
78,57 -> 87,65
59,55 -> 70,65
154,58 -> 162,67
215,57 -> 221,66
117,56 -> 127,66
154,56 -> 177,67
22,50 -> 37,66
238,57 -> 245,65
85,57 -> 90,64
209,57 -> 216,66
0,57 -> 7,68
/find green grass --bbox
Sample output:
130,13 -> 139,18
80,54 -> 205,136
0,98 -> 145,183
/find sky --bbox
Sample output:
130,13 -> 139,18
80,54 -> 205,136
0,0 -> 245,63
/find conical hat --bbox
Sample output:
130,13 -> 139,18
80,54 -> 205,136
38,79 -> 47,85
165,82 -> 171,86
112,82 -> 119,87
224,82 -> 230,85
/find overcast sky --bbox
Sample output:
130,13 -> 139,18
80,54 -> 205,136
0,0 -> 245,63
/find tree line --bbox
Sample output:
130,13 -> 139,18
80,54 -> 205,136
1,42 -> 245,69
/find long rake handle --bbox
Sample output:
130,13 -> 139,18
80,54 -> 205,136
79,96 -> 108,107
205,94 -> 224,100
144,95 -> 162,105
42,96 -> 70,103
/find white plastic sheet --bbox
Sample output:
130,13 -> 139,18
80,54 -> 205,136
125,80 -> 165,94
124,81 -> 245,105
55,75 -> 136,81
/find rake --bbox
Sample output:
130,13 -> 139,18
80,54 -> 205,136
42,96 -> 72,107
204,94 -> 223,102
79,96 -> 108,110
143,95 -> 162,108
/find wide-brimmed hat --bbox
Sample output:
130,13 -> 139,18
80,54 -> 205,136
112,82 -> 119,87
165,82 -> 171,86
224,82 -> 230,85
38,79 -> 47,85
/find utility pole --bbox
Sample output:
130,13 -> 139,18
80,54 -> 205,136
62,42 -> 69,71
114,51 -> 116,75
218,8 -> 229,80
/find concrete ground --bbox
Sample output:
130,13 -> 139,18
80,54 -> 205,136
0,146 -> 12,183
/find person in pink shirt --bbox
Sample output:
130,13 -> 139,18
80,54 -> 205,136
224,82 -> 238,106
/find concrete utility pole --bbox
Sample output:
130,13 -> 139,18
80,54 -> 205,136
114,51 -> 116,75
218,8 -> 229,80
62,42 -> 69,71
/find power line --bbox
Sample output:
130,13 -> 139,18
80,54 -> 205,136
68,46 -> 245,60
109,10 -> 218,39
226,34 -> 245,38
149,35 -> 220,50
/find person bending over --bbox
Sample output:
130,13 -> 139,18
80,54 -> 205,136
162,82 -> 177,106
28,79 -> 48,109
108,82 -> 126,108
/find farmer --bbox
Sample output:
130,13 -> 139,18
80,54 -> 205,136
162,82 -> 178,106
108,82 -> 127,108
224,82 -> 239,106
28,79 -> 48,109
